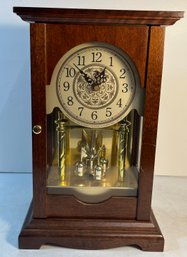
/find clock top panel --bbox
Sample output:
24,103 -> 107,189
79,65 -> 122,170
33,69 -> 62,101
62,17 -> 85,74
45,24 -> 148,87
13,7 -> 184,26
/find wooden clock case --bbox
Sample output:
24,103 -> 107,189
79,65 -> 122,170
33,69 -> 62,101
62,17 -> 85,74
13,7 -> 183,251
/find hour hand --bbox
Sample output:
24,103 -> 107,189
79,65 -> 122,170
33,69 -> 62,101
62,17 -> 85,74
73,63 -> 94,85
93,67 -> 108,86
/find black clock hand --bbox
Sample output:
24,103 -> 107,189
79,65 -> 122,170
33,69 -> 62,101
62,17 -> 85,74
94,67 -> 108,86
73,63 -> 95,86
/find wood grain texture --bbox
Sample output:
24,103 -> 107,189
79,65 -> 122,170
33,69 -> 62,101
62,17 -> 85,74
30,24 -> 48,218
45,24 -> 148,87
13,7 -> 184,25
137,27 -> 165,220
47,195 -> 137,219
19,203 -> 164,251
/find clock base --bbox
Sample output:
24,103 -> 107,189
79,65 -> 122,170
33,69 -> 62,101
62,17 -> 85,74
19,202 -> 164,251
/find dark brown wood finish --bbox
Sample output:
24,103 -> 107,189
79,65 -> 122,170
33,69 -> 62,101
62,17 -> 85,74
137,26 -> 166,220
30,23 -> 48,218
45,24 -> 148,87
19,203 -> 164,251
47,196 -> 137,219
13,7 -> 184,251
14,7 -> 183,25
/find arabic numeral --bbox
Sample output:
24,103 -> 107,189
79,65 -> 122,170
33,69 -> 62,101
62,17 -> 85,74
91,111 -> 98,120
91,52 -> 102,62
65,67 -> 76,77
119,68 -> 126,79
106,107 -> 112,117
77,55 -> 85,66
67,96 -> 74,106
78,107 -> 84,116
116,98 -> 122,108
63,81 -> 70,91
122,83 -> 128,93
109,56 -> 113,67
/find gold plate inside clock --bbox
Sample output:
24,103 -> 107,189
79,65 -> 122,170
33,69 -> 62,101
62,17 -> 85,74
47,166 -> 138,203
47,109 -> 142,203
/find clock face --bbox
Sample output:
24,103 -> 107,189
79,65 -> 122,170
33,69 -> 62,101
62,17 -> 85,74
55,42 -> 140,128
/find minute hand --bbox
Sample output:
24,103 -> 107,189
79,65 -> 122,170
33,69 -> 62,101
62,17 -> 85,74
94,67 -> 107,85
73,63 -> 95,85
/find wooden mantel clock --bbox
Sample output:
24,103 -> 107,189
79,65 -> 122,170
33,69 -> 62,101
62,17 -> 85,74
14,7 -> 183,251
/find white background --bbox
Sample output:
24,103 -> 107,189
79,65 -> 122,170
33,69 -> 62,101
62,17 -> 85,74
0,0 -> 187,176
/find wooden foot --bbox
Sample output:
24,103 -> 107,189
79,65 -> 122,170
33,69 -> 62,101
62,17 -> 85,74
19,203 -> 164,251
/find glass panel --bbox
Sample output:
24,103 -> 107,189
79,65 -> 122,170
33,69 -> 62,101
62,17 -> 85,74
47,109 -> 142,203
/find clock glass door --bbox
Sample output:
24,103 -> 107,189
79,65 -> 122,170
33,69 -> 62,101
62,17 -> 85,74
46,42 -> 145,203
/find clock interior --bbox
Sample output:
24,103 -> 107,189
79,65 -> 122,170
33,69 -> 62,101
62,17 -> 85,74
45,41 -> 145,203
47,108 -> 142,203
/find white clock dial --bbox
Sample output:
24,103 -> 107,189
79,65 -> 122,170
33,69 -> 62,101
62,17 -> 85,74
55,42 -> 140,128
